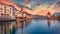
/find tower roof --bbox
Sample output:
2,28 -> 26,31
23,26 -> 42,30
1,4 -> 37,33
47,12 -> 51,15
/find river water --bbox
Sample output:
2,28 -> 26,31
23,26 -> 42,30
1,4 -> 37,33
0,19 -> 60,34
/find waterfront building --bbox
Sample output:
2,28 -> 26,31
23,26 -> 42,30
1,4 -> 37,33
0,3 -> 18,21
53,12 -> 60,20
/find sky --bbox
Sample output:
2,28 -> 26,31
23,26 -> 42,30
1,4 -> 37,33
0,0 -> 60,16
11,0 -> 60,16
12,0 -> 57,8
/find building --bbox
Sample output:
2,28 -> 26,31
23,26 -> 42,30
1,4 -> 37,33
16,8 -> 32,19
47,12 -> 51,20
0,3 -> 18,21
53,12 -> 60,20
0,3 -> 32,21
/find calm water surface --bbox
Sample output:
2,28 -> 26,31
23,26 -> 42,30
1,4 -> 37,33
0,19 -> 60,34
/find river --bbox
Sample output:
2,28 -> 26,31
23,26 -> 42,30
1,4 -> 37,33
0,19 -> 60,34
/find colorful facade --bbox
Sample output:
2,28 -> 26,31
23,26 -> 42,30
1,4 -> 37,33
0,3 -> 17,21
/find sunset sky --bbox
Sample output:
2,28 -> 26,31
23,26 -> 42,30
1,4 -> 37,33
12,0 -> 59,8
12,0 -> 60,16
0,0 -> 60,16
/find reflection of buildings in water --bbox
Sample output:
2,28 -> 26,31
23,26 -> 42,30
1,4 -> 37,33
0,23 -> 11,34
24,19 -> 32,27
0,19 -> 32,34
15,19 -> 32,34
16,19 -> 32,28
47,19 -> 51,28
0,21 -> 16,34
54,19 -> 56,24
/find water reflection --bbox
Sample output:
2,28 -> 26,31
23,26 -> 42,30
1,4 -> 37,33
0,19 -> 60,34
14,19 -> 32,34
47,19 -> 50,28
16,19 -> 31,28
0,21 -> 16,34
0,19 -> 32,34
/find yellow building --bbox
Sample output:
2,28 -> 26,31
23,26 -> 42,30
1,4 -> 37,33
0,3 -> 18,21
0,3 -> 32,21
